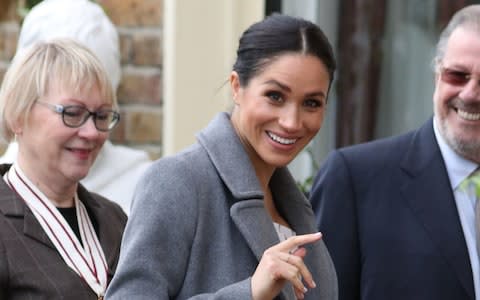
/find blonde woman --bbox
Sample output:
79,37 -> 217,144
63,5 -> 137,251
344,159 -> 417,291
0,39 -> 126,299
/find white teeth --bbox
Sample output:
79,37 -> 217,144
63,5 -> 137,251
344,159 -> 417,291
267,132 -> 296,145
458,109 -> 480,121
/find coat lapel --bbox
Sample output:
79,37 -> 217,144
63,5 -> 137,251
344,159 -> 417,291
230,200 -> 295,300
197,113 -> 296,300
0,169 -> 55,249
400,119 -> 474,299
0,169 -> 120,276
23,208 -> 56,248
271,168 -> 317,236
229,169 -> 315,260
230,200 -> 279,261
271,168 -> 321,300
77,185 -> 120,275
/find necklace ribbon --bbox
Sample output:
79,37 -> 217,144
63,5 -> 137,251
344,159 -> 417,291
4,163 -> 108,297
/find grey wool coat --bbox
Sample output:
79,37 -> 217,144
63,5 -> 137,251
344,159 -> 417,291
105,112 -> 338,300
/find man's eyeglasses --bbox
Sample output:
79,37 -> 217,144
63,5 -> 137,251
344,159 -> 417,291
36,101 -> 120,132
440,66 -> 480,87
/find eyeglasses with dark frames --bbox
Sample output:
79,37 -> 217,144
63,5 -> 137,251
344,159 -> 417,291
439,66 -> 480,87
36,101 -> 120,132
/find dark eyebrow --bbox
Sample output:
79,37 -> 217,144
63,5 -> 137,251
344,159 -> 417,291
304,90 -> 326,99
263,79 -> 326,99
263,79 -> 291,93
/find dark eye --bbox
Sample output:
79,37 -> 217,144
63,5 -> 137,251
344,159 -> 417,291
304,99 -> 323,109
266,91 -> 284,103
95,111 -> 111,121
441,68 -> 470,86
63,106 -> 86,118
267,91 -> 284,103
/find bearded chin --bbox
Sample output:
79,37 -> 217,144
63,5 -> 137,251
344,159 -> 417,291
440,119 -> 480,163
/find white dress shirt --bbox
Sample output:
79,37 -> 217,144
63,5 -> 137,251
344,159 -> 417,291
434,119 -> 479,299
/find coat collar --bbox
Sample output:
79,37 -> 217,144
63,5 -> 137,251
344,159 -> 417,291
400,117 -> 474,299
196,112 -> 314,225
0,164 -> 118,273
196,112 -> 264,200
197,113 -> 317,299
196,112 -> 275,260
0,172 -> 55,248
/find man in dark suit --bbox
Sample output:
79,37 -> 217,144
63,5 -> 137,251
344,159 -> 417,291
310,5 -> 480,300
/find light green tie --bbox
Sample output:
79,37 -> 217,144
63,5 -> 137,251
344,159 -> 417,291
461,171 -> 480,256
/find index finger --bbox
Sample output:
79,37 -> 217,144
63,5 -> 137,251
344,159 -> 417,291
276,232 -> 322,252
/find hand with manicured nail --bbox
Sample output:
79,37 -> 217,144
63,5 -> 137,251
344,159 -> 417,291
251,232 -> 322,300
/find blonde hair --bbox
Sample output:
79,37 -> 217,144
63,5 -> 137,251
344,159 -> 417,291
0,38 -> 117,142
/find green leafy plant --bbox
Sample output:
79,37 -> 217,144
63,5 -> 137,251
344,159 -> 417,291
296,146 -> 320,197
17,0 -> 43,19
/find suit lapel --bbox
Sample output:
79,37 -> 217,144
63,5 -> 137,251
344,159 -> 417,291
400,119 -> 474,299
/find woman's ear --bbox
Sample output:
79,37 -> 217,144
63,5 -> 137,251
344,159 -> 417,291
10,117 -> 23,135
230,71 -> 241,104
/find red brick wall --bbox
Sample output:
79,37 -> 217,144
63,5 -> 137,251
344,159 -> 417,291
0,0 -> 163,159
0,0 -> 19,85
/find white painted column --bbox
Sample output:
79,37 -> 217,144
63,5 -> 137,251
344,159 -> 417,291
163,0 -> 265,156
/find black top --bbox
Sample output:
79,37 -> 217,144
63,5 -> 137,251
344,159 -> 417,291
57,207 -> 82,244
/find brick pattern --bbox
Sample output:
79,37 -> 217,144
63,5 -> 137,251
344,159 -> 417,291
118,66 -> 162,105
0,0 -> 164,159
0,0 -> 27,76
98,0 -> 163,26
0,0 -> 20,22
0,23 -> 18,61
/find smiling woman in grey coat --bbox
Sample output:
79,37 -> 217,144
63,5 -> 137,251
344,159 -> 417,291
106,14 -> 338,300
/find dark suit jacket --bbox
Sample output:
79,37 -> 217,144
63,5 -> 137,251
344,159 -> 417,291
310,118 -> 474,300
0,164 -> 127,299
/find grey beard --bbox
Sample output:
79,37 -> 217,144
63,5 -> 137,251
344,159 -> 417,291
439,120 -> 480,163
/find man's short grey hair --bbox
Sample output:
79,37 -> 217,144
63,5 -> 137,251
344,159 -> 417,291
433,4 -> 480,71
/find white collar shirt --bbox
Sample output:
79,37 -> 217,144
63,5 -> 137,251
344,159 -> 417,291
434,118 -> 479,299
